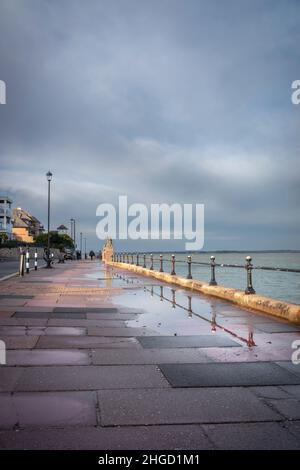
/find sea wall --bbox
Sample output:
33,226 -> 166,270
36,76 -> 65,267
106,261 -> 300,325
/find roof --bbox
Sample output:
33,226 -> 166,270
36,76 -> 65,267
57,224 -> 68,230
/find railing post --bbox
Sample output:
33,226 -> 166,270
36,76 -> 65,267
143,254 -> 146,268
150,253 -> 153,270
245,256 -> 256,294
131,253 -> 134,264
171,289 -> 176,308
25,248 -> 30,274
160,285 -> 163,301
209,255 -> 217,286
187,296 -> 192,317
127,253 -> 129,264
187,255 -> 192,279
136,253 -> 139,266
34,248 -> 38,271
159,254 -> 163,272
171,254 -> 176,275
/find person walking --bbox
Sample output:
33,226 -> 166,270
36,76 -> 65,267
89,250 -> 95,260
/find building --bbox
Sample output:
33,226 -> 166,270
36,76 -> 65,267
102,238 -> 114,262
0,193 -> 13,241
57,224 -> 69,235
12,207 -> 44,243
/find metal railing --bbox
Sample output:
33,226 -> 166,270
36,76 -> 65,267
112,252 -> 300,295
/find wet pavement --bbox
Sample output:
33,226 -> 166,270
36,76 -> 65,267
0,260 -> 300,449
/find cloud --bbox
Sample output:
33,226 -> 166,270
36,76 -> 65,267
0,0 -> 299,250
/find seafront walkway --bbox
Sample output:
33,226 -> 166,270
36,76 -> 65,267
0,260 -> 300,449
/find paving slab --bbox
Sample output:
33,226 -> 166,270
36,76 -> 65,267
280,385 -> 300,399
14,365 -> 169,391
97,387 -> 280,426
250,386 -> 291,400
266,399 -> 300,420
276,361 -> 300,378
255,323 -> 300,333
158,362 -> 300,388
138,334 -> 241,349
0,368 -> 23,392
6,349 -> 91,366
53,307 -> 119,313
88,327 -> 155,337
92,348 -> 210,365
0,295 -> 34,299
0,391 -> 97,429
45,327 -> 86,336
202,422 -> 300,449
0,424 -> 213,450
36,335 -> 140,349
47,319 -> 127,327
86,312 -> 138,320
13,311 -> 50,319
0,335 -> 39,349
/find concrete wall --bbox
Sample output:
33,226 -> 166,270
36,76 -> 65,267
0,247 -> 61,260
107,260 -> 300,325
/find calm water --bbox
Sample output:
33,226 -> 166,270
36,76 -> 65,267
149,252 -> 300,305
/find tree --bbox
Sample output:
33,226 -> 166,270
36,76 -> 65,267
34,232 -> 74,249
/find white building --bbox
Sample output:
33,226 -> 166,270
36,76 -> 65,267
0,193 -> 13,240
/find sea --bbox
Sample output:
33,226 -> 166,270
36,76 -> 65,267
149,252 -> 300,305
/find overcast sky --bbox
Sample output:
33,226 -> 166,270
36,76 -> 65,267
0,0 -> 299,252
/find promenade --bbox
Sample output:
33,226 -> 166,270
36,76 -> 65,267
0,260 -> 300,449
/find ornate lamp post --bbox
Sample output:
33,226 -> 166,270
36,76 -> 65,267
45,171 -> 52,268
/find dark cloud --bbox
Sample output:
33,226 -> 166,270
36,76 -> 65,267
0,0 -> 299,251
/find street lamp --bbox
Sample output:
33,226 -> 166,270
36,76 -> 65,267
84,237 -> 87,259
45,170 -> 52,268
80,232 -> 82,258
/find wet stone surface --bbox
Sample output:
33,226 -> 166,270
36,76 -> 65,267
1,260 -> 300,449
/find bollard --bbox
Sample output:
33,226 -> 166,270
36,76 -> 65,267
34,249 -> 38,271
160,285 -> 163,301
171,289 -> 176,308
209,256 -> 217,286
150,253 -> 153,270
159,254 -> 164,272
245,256 -> 256,294
143,254 -> 146,268
136,253 -> 140,266
187,255 -> 192,279
170,254 -> 176,275
19,251 -> 25,276
25,248 -> 30,274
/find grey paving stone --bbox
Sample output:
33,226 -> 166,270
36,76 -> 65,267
266,399 -> 300,420
0,318 -> 48,326
0,335 -> 39,350
36,335 -> 140,349
47,319 -> 127,327
203,422 -> 300,449
0,424 -> 213,450
6,349 -> 91,366
13,311 -> 50,319
0,394 -> 18,429
255,323 -> 300,333
53,307 -> 118,313
0,391 -> 97,429
45,327 -> 86,336
138,335 -> 241,349
86,313 -> 138,320
287,420 -> 300,440
92,348 -> 210,365
0,295 -> 34,299
0,368 -> 23,392
14,365 -> 169,391
88,327 -> 154,337
276,362 -> 300,378
50,313 -> 86,319
250,386 -> 291,400
280,385 -> 300,400
158,362 -> 300,388
98,387 -> 280,426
